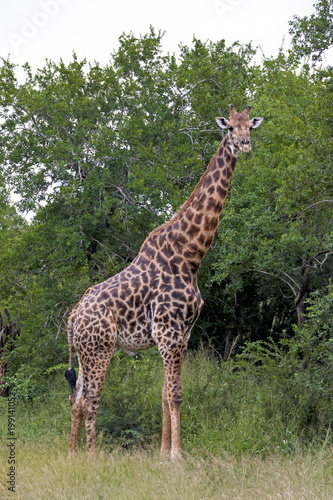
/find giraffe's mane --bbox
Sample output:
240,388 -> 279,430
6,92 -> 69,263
143,135 -> 226,243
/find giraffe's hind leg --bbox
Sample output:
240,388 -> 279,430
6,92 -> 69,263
68,315 -> 117,456
68,364 -> 84,457
81,343 -> 116,454
69,410 -> 83,456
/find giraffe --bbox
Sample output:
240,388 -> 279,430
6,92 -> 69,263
65,104 -> 263,459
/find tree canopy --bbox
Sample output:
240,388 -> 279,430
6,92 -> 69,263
289,0 -> 333,64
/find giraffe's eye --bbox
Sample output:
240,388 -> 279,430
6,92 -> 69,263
228,126 -> 233,132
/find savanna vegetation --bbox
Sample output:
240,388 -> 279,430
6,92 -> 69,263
0,1 -> 332,497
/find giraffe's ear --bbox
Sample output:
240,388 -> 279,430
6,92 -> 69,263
215,117 -> 228,129
250,117 -> 263,129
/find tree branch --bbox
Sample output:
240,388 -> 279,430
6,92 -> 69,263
258,270 -> 298,296
31,115 -> 48,140
303,200 -> 333,211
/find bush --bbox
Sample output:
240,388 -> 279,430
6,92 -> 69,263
97,348 -> 163,448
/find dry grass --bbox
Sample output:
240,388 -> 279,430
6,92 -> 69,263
1,439 -> 332,499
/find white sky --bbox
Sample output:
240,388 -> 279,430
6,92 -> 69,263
1,0 -> 332,70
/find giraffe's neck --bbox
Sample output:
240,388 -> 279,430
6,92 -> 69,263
168,134 -> 237,273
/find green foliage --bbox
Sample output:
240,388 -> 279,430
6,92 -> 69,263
289,0 -> 333,64
97,349 -> 163,447
233,284 -> 333,450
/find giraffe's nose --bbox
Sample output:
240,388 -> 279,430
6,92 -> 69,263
240,138 -> 251,153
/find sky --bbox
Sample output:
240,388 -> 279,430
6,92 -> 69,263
1,0 -> 332,70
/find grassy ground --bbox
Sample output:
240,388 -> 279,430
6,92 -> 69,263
1,347 -> 333,498
1,439 -> 333,499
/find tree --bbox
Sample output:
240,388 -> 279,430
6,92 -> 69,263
289,0 -> 333,65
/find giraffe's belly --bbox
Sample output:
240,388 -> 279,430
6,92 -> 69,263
114,317 -> 156,353
115,334 -> 156,353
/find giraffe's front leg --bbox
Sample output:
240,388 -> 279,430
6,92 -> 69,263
84,404 -> 98,455
160,373 -> 171,458
167,367 -> 183,460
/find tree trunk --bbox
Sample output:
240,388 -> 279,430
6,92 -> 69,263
295,268 -> 310,329
223,329 -> 232,361
0,309 -> 21,397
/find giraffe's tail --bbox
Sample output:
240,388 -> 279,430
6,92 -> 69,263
65,315 -> 77,392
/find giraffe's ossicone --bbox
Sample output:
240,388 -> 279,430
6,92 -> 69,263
65,105 -> 263,459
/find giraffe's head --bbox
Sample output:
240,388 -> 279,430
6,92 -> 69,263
215,104 -> 263,155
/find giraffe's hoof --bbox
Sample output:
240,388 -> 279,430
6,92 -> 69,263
170,451 -> 183,461
160,448 -> 171,460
